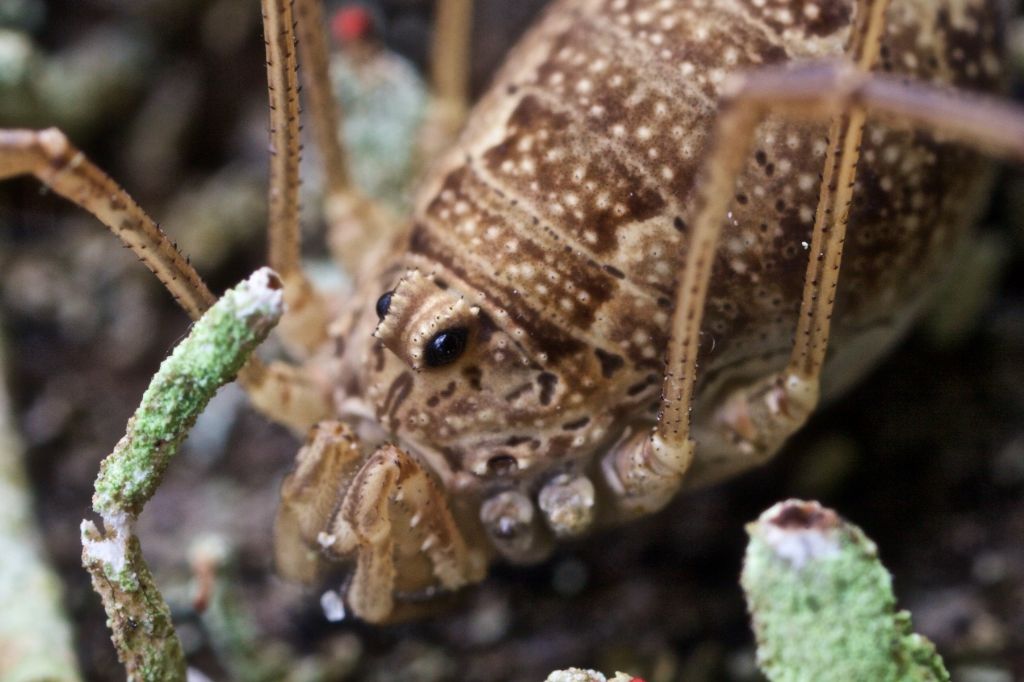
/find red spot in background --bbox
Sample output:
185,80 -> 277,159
331,5 -> 373,43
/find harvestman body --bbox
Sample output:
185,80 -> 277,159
2,0 -> 1024,623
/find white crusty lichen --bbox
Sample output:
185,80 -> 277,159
0,321 -> 82,682
81,269 -> 284,682
544,670 -> 637,682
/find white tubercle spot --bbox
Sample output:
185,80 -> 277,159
320,590 -> 347,622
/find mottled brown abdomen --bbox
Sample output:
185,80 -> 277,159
387,0 -> 1002,478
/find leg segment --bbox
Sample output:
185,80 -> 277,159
414,0 -> 475,171
246,360 -> 333,435
712,0 -> 891,460
262,0 -> 330,355
275,421 -> 485,622
603,5 -> 1024,513
292,0 -> 398,280
0,128 -> 215,319
0,127 -> 331,431
294,0 -> 351,202
429,0 -> 474,136
275,421 -> 363,583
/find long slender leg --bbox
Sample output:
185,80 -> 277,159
0,128 -> 215,319
712,0 -> 891,459
247,360 -> 334,434
291,0 -> 395,279
0,127 -> 332,431
430,0 -> 474,135
1,3 -> 337,427
413,0 -> 475,173
603,52 -> 1024,514
294,0 -> 351,201
262,0 -> 330,354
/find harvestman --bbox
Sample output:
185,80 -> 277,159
2,0 -> 1024,622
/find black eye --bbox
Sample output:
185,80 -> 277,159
424,327 -> 468,367
375,291 -> 393,320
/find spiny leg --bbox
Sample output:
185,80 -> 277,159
0,128 -> 215,319
262,0 -> 330,354
294,0 -> 350,204
0,1 -> 344,429
602,21 -> 1024,515
715,0 -> 890,458
0,128 -> 332,431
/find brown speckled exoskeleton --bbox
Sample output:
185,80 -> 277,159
3,0 -> 1024,623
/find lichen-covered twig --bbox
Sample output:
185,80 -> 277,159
81,268 -> 284,682
0,320 -> 82,682
544,671 -> 637,682
741,500 -> 949,682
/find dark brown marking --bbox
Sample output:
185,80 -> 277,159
463,365 -> 483,391
594,348 -> 625,378
476,310 -> 498,344
504,382 -> 534,402
537,372 -> 558,406
562,416 -> 591,431
372,342 -> 386,372
603,264 -> 625,279
626,374 -> 658,397
546,435 -> 573,458
770,502 -> 837,530
380,371 -> 414,428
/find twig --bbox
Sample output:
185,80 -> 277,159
742,500 -> 949,682
0,319 -> 82,682
544,671 -> 637,682
81,268 -> 284,682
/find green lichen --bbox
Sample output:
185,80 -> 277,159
330,48 -> 427,211
741,500 -> 949,682
92,269 -> 283,518
82,269 -> 283,682
81,529 -> 182,682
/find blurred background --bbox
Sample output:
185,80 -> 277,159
1,0 -> 1023,680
